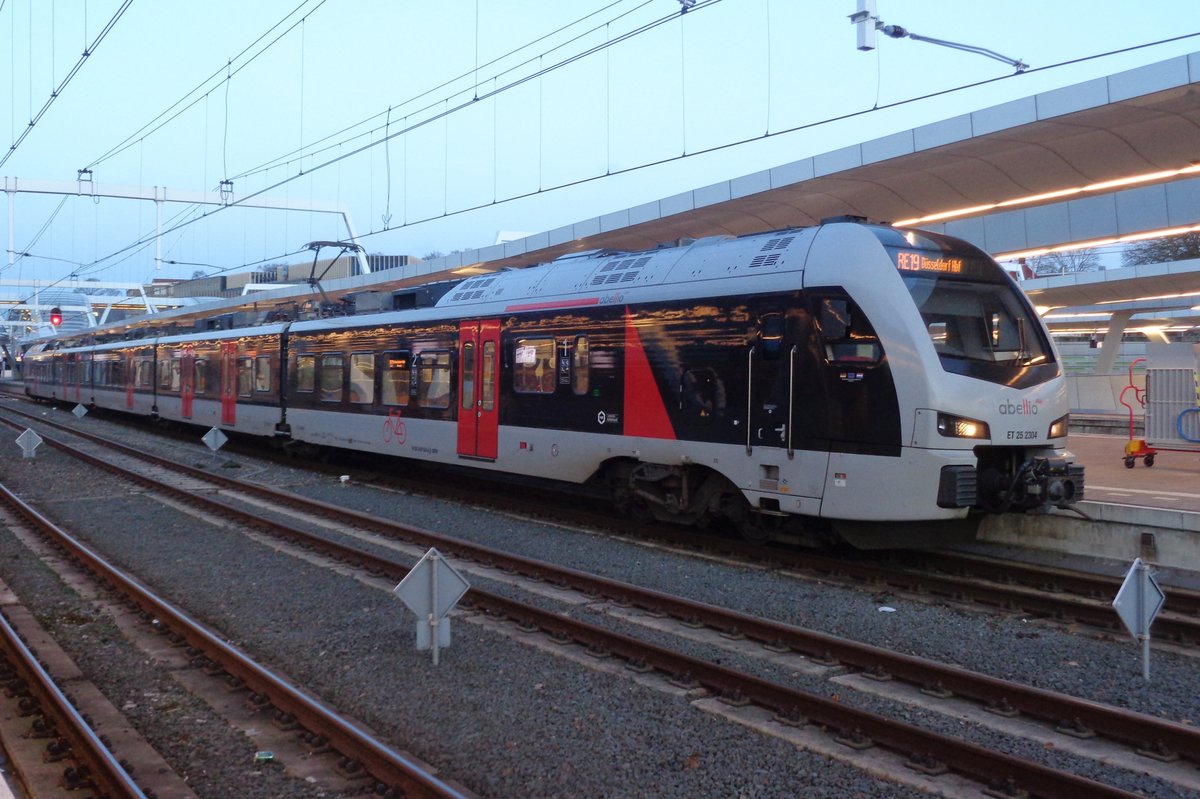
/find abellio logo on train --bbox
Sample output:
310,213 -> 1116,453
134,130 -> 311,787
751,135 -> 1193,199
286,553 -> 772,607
998,398 -> 1040,415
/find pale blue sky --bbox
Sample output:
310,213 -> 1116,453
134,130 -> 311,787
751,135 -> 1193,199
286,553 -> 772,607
2,0 -> 1199,288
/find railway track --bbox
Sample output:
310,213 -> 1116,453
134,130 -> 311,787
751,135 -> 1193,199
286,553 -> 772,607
0,482 -> 469,799
0,594 -> 150,798
0,405 -> 1195,797
8,397 -> 1200,647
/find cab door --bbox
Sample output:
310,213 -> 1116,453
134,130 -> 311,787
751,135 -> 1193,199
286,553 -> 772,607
457,320 -> 500,459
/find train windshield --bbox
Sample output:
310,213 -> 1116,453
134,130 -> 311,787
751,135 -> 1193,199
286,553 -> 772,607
902,275 -> 1051,369
872,226 -> 1057,386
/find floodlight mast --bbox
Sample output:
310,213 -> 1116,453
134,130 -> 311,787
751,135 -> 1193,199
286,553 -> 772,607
849,0 -> 1028,72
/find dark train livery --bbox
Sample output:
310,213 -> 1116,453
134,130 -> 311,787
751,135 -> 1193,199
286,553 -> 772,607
23,220 -> 1083,547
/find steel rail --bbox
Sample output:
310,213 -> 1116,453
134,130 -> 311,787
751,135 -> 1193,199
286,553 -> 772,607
0,607 -> 148,798
0,421 -> 1182,796
0,483 -> 468,799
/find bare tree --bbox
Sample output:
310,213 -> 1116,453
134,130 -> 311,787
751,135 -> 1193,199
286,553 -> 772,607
1122,232 -> 1200,266
1027,248 -> 1102,276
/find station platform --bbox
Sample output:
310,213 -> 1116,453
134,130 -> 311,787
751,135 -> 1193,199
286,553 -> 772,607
975,430 -> 1200,583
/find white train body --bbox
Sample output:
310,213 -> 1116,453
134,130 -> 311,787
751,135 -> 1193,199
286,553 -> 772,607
24,221 -> 1083,546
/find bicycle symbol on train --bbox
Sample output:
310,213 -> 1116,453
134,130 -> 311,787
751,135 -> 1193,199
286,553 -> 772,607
382,408 -> 407,445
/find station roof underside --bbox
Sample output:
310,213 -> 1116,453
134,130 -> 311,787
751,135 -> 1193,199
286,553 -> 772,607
54,50 -> 1200,336
328,49 -> 1200,333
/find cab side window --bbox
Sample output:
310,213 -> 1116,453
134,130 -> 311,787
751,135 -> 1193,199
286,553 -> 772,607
817,297 -> 883,365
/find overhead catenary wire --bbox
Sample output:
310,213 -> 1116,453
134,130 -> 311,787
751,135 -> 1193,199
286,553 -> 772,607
16,20 -> 1200,307
84,0 -> 328,171
229,0 -> 656,185
0,0 -> 133,170
36,0 -> 711,289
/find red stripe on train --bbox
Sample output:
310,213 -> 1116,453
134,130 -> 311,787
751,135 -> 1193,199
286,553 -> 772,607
504,297 -> 601,312
622,311 -> 676,440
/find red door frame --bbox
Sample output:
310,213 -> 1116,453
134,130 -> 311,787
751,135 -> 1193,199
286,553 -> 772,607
456,320 -> 500,459
181,346 -> 195,419
220,342 -> 237,425
125,352 -> 135,409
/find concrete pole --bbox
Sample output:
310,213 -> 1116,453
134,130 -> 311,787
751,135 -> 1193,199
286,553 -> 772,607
1094,310 -> 1134,374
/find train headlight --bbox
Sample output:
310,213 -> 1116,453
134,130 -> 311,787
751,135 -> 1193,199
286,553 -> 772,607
936,413 -> 990,440
1047,414 -> 1070,439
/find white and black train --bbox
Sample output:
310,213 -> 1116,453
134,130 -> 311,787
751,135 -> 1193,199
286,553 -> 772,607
24,220 -> 1083,547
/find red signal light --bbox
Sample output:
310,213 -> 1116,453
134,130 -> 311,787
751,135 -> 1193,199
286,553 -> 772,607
49,307 -> 62,327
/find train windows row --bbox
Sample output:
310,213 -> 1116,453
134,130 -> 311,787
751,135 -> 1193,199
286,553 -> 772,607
34,335 -> 594,409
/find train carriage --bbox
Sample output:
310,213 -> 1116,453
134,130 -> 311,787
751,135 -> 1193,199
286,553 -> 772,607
22,220 -> 1083,548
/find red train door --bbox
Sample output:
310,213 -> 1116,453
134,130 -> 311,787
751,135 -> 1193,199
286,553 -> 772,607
457,320 -> 500,460
181,346 -> 195,419
125,352 -> 135,409
220,342 -> 237,425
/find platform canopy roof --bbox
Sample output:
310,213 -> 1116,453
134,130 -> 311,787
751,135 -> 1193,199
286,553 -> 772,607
377,49 -> 1200,333
45,50 -> 1200,337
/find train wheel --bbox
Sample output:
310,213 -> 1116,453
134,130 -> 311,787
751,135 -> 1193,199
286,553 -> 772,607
1144,454 -> 1155,468
1123,457 -> 1136,469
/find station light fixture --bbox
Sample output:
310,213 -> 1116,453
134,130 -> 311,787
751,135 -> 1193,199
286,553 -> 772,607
995,223 -> 1200,265
894,164 -> 1200,229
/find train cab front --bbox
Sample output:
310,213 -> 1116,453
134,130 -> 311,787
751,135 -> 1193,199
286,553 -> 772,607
885,226 -> 1086,518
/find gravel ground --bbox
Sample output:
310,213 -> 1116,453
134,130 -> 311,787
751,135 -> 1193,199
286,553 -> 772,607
1,403 -> 1197,798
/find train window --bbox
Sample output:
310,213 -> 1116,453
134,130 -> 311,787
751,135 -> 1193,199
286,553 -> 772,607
112,360 -> 125,386
237,357 -> 254,397
819,299 -> 849,339
194,359 -> 208,394
461,342 -> 475,411
513,337 -> 556,394
416,351 -> 451,409
319,355 -> 344,402
381,351 -> 411,407
481,341 -> 496,411
296,355 -> 316,393
158,359 -> 172,388
571,337 -> 589,395
134,359 -> 153,388
254,356 -> 272,393
349,353 -> 374,404
169,360 -> 181,392
817,297 -> 883,364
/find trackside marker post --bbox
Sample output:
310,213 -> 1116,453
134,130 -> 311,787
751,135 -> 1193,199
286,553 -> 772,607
393,548 -> 470,666
1112,557 -> 1166,681
202,427 -> 228,465
16,428 -> 42,459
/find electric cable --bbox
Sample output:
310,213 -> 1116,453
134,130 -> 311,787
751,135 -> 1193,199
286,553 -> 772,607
230,0 -> 654,183
0,0 -> 133,170
84,0 -> 328,170
16,19 -> 1200,308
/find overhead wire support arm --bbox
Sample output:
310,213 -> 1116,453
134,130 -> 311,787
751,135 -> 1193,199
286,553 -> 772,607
849,1 -> 1028,73
882,25 -> 1029,72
